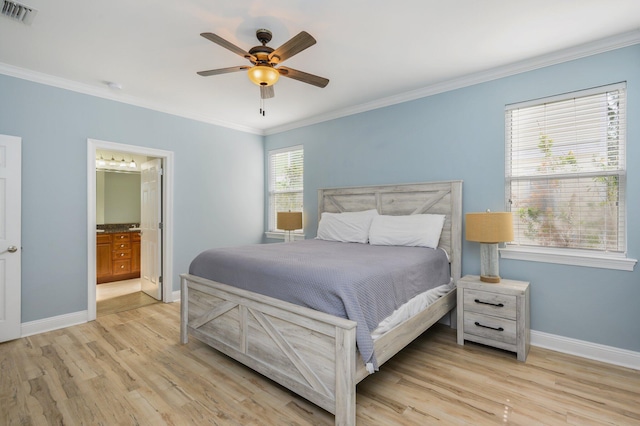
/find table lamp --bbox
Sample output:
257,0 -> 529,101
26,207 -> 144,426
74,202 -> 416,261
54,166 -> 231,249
465,211 -> 514,283
277,211 -> 303,242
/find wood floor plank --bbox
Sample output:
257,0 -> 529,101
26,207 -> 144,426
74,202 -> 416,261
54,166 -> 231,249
97,291 -> 158,317
1,301 -> 639,425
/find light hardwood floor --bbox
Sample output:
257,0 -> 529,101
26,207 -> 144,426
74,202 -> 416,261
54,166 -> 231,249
1,302 -> 638,425
97,279 -> 159,317
96,279 -> 143,302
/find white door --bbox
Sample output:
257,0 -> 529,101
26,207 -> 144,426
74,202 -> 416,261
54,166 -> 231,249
141,159 -> 162,300
0,135 -> 21,342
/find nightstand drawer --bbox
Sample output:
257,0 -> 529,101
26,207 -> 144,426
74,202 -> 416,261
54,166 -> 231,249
464,289 -> 517,320
464,311 -> 517,345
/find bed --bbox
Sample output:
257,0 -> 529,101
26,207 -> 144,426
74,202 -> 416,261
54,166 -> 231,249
180,180 -> 462,425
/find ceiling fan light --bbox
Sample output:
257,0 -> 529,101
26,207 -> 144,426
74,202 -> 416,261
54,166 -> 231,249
247,65 -> 279,86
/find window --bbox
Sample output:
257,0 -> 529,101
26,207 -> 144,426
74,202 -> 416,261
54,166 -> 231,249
268,146 -> 303,232
504,83 -> 635,270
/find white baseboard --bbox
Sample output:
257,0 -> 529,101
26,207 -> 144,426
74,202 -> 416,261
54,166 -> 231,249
531,330 -> 640,371
18,306 -> 639,371
21,310 -> 88,337
173,290 -> 180,302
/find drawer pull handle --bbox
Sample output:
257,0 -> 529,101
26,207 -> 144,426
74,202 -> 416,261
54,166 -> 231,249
474,321 -> 504,332
474,299 -> 504,308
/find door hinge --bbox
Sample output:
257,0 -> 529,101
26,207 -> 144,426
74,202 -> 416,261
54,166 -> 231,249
159,222 -> 163,230
159,276 -> 163,284
159,168 -> 164,176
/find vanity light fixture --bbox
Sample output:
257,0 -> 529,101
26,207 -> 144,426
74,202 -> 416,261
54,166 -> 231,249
119,157 -> 128,167
129,157 -> 137,168
96,155 -> 106,167
109,156 -> 117,166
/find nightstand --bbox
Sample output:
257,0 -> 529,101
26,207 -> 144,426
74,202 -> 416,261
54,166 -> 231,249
457,275 -> 530,361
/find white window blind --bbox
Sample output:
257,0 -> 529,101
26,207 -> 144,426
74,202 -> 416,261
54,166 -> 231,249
505,83 -> 626,254
268,146 -> 303,232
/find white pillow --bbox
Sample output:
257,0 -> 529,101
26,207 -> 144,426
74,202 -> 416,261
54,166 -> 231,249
316,209 -> 379,243
369,214 -> 446,248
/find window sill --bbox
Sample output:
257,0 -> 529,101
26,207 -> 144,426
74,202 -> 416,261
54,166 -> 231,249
265,231 -> 306,241
500,246 -> 637,271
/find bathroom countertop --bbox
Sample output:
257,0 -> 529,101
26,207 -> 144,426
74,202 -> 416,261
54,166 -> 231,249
97,223 -> 140,234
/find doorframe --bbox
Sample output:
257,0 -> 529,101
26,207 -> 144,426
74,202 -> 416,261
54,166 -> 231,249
0,134 -> 21,342
87,138 -> 174,321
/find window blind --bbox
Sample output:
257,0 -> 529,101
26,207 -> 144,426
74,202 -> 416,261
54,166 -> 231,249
268,146 -> 303,232
505,83 -> 626,253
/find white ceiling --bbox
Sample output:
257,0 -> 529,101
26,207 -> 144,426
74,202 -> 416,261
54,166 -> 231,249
1,0 -> 639,135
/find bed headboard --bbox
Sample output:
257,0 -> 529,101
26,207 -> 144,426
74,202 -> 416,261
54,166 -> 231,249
317,180 -> 462,281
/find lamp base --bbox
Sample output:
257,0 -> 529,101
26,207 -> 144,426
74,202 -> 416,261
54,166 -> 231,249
480,243 -> 501,284
480,275 -> 501,283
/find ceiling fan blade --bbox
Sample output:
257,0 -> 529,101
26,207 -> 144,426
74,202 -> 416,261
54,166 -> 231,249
200,32 -> 256,61
197,66 -> 249,77
269,31 -> 316,64
278,67 -> 329,88
260,85 -> 275,99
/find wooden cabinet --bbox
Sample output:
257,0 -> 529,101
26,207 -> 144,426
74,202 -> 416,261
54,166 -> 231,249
457,275 -> 530,361
97,231 -> 141,284
96,234 -> 112,280
111,232 -> 131,277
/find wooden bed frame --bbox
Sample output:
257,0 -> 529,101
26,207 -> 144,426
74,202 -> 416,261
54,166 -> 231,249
180,180 -> 462,425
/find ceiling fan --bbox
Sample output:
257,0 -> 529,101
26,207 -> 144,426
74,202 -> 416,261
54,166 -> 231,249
197,29 -> 329,115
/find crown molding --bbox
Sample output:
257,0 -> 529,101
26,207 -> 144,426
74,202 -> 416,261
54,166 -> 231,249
2,30 -> 638,137
264,29 -> 640,135
0,62 -> 264,135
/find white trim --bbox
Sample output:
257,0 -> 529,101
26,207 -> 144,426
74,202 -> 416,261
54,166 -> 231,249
21,311 -> 88,337
506,81 -> 626,109
172,290 -> 181,302
87,139 -> 175,321
18,309 -> 639,371
264,30 -> 640,135
531,330 -> 640,371
1,31 -> 638,137
265,232 -> 306,241
268,144 -> 304,156
500,246 -> 637,271
0,62 -> 262,136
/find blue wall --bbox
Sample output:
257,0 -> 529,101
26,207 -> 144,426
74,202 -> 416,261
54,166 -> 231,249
265,45 -> 640,352
0,74 -> 264,322
2,44 -> 638,353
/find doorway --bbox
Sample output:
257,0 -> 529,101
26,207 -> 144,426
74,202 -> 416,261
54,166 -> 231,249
87,139 -> 174,321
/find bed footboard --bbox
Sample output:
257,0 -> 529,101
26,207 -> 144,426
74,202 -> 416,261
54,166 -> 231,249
180,273 -> 357,425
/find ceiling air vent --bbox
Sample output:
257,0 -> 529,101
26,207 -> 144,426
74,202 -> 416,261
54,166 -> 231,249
1,1 -> 37,25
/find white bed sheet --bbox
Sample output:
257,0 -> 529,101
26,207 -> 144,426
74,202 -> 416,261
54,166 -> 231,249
371,279 -> 455,340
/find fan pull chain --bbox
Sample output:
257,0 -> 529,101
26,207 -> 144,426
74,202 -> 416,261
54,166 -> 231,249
259,97 -> 266,116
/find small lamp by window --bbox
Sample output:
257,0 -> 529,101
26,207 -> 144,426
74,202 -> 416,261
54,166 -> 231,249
277,211 -> 302,243
466,211 -> 514,283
